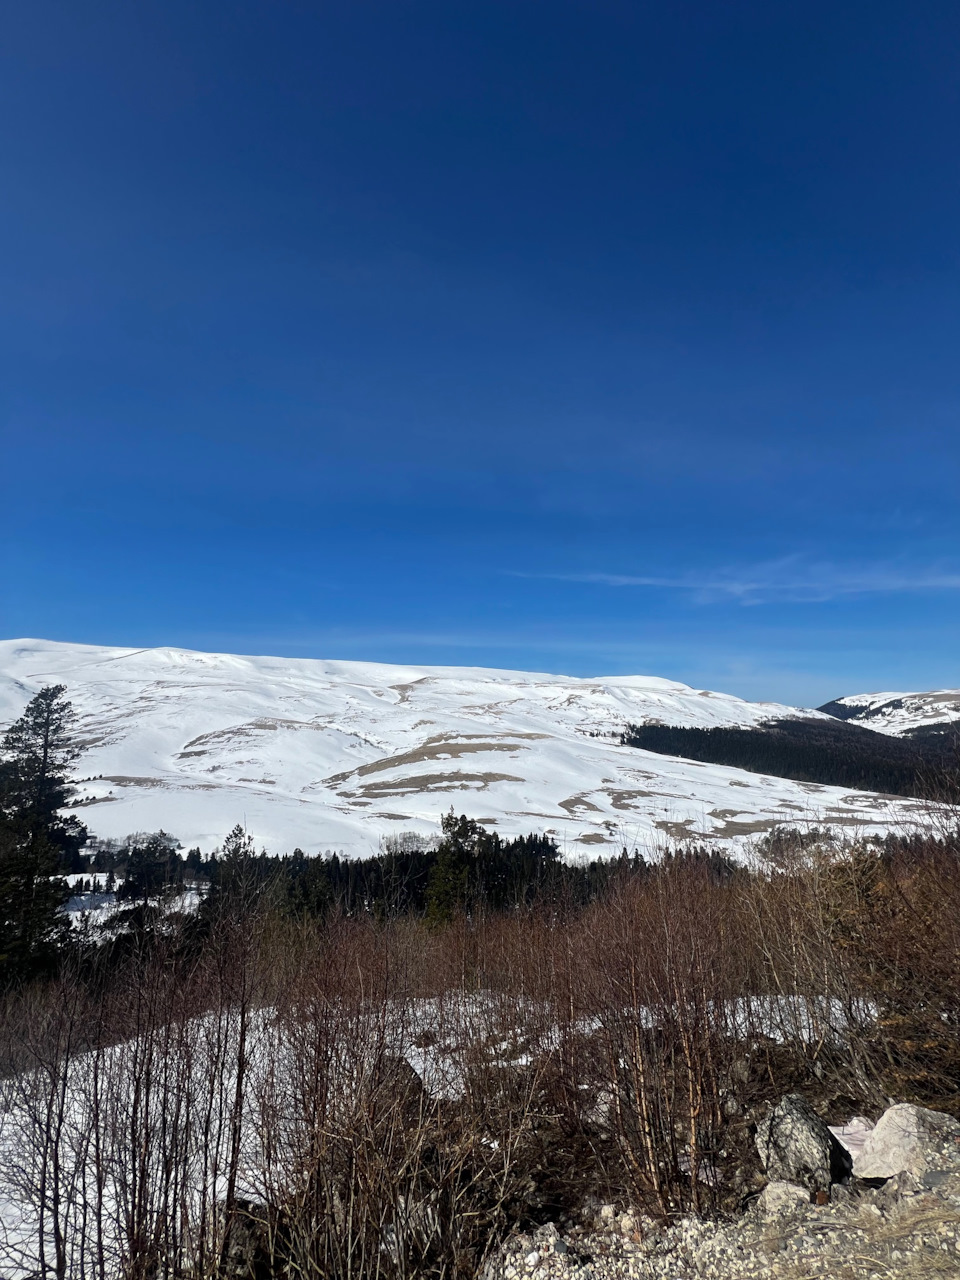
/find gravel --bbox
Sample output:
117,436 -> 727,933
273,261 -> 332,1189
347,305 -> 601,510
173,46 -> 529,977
481,1171 -> 960,1280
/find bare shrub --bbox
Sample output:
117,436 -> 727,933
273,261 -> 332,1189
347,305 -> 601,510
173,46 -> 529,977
2,830 -> 960,1276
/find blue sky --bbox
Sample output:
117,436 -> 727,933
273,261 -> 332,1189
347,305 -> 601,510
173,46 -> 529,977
2,0 -> 959,705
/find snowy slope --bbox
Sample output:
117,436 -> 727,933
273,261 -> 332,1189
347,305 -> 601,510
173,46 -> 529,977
820,689 -> 960,738
0,639 -> 936,857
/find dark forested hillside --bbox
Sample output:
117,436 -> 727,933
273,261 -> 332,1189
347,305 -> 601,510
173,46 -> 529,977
620,717 -> 950,797
816,698 -> 870,722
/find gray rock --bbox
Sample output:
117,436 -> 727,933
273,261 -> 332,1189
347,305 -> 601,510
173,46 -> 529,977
874,1169 -> 924,1214
856,1102 -> 960,1180
582,1087 -> 614,1132
755,1094 -> 852,1192
221,1200 -> 272,1279
758,1179 -> 810,1216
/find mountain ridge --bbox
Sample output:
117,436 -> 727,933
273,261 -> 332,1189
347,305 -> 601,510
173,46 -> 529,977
818,688 -> 960,740
0,639 -> 939,857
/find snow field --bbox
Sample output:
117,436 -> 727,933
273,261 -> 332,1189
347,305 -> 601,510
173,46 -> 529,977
0,639 -> 943,857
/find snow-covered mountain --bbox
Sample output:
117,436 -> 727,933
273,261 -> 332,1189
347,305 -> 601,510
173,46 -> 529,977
819,689 -> 960,739
0,639 -> 937,857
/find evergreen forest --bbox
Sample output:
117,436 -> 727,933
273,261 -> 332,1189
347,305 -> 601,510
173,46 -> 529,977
620,715 -> 957,797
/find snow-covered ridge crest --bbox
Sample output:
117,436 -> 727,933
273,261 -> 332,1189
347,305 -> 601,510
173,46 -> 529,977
0,639 -> 933,857
822,688 -> 960,738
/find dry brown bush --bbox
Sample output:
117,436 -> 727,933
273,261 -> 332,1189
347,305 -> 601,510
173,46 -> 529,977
1,830 -> 959,1276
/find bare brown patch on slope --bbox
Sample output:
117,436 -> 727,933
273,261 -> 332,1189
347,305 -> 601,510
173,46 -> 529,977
558,794 -> 603,815
326,738 -> 540,785
348,770 -> 525,798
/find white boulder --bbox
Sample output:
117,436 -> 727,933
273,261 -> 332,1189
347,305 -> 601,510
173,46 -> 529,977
856,1103 -> 960,1180
758,1180 -> 810,1216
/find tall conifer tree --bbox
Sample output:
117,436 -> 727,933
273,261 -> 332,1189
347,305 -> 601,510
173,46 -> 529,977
0,685 -> 85,981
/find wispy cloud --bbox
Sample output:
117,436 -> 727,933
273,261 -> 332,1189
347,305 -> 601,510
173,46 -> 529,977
516,557 -> 960,604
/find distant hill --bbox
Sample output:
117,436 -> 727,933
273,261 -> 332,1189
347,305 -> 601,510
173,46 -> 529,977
0,639 -> 943,856
818,689 -> 960,743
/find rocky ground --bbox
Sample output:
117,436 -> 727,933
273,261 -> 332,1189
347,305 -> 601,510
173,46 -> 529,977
482,1102 -> 960,1280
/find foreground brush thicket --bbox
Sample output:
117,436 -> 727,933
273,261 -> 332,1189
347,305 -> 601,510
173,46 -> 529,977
1,827 -> 959,1280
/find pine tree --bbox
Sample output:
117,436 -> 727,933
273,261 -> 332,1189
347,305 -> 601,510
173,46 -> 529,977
0,686 -> 85,982
0,822 -> 69,981
118,831 -> 182,906
1,684 -> 88,865
197,825 -> 269,929
424,810 -> 482,926
108,831 -> 184,944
